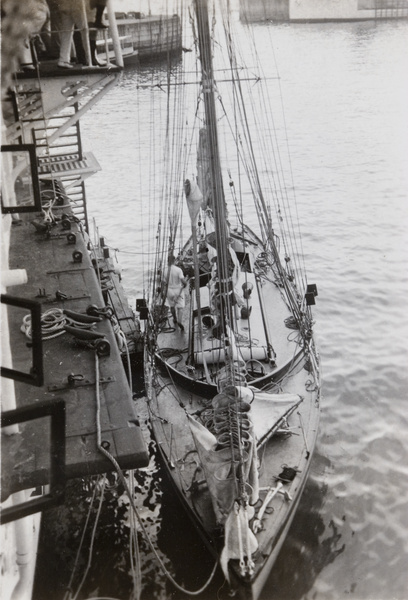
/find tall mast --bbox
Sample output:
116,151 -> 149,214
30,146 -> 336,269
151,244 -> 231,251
195,0 -> 247,510
195,0 -> 233,333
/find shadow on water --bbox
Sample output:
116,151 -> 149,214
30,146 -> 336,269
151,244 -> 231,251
155,446 -> 345,600
260,451 -> 345,600
153,461 -> 226,600
33,474 -> 135,600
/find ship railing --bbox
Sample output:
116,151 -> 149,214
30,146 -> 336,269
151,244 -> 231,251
0,399 -> 66,524
96,34 -> 136,61
0,294 -> 44,387
24,0 -> 125,69
0,290 -> 65,524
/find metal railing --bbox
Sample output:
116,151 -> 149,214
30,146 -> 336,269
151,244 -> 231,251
1,294 -> 44,387
1,399 -> 66,524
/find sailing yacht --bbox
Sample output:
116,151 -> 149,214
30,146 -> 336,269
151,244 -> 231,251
142,1 -> 321,597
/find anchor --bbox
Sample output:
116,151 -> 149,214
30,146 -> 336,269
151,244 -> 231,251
252,482 -> 292,533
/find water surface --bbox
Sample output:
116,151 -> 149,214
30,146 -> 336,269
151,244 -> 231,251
37,17 -> 408,600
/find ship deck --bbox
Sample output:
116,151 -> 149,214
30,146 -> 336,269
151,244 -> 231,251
1,205 -> 148,501
15,60 -> 121,80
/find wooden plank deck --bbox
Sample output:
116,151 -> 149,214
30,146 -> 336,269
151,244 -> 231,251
1,206 -> 148,499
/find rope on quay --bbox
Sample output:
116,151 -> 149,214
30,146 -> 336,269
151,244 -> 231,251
21,308 -> 96,340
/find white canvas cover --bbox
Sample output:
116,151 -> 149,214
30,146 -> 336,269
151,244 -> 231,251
249,390 -> 303,447
187,387 -> 301,580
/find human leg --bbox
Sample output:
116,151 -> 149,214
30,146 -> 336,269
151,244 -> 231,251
73,3 -> 92,66
94,1 -> 108,28
58,11 -> 74,65
176,307 -> 185,331
174,292 -> 185,331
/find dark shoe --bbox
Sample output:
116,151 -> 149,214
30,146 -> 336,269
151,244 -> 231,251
92,58 -> 107,67
178,322 -> 185,332
90,39 -> 107,67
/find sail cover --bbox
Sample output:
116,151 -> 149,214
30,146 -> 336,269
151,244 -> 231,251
187,411 -> 259,523
247,389 -> 303,447
187,387 -> 302,520
187,386 -> 302,580
187,408 -> 259,582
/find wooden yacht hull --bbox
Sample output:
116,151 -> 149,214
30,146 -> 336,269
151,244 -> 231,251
144,213 -> 321,597
145,346 -> 320,598
229,444 -> 317,600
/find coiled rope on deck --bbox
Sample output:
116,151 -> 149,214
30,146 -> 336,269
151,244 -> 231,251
20,308 -> 97,340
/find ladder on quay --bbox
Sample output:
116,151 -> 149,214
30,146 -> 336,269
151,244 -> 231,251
6,67 -> 119,232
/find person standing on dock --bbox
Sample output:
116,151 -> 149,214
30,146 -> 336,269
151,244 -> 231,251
51,0 -> 105,68
164,255 -> 187,332
51,0 -> 91,67
76,0 -> 108,67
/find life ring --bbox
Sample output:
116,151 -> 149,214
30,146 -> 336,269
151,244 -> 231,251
245,359 -> 265,380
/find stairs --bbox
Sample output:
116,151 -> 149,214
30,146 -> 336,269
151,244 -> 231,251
5,68 -> 120,232
33,111 -> 101,229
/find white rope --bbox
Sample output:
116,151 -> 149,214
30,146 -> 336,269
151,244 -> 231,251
63,478 -> 100,600
70,477 -> 107,600
20,308 -> 97,340
21,308 -> 66,340
128,470 -> 141,600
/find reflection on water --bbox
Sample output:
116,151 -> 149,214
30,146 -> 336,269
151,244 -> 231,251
263,453 -> 343,600
34,434 -> 339,600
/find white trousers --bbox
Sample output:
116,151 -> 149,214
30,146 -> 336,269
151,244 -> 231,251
58,6 -> 91,65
